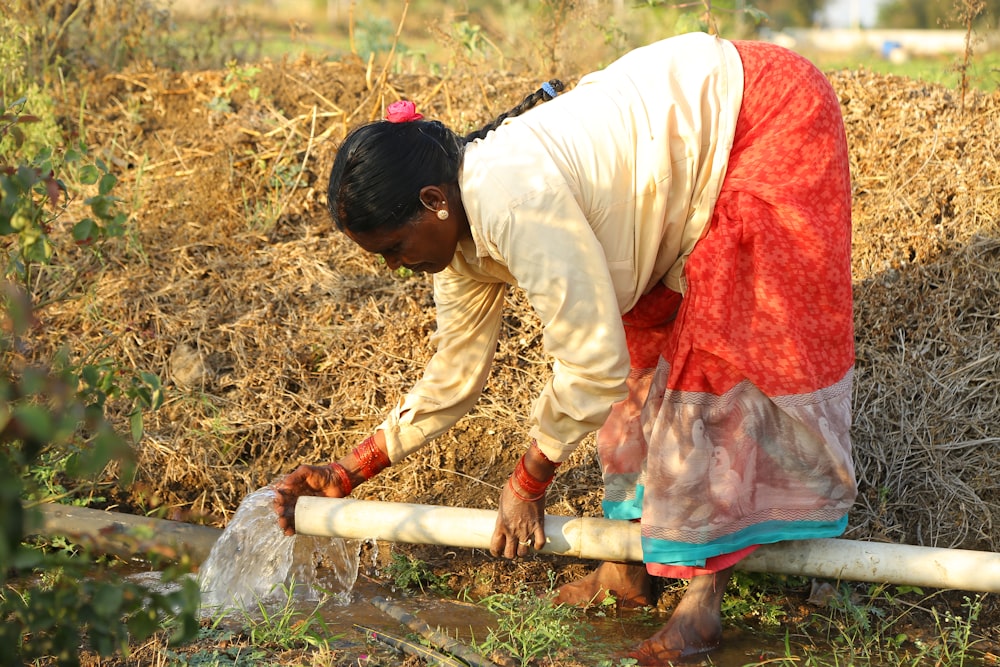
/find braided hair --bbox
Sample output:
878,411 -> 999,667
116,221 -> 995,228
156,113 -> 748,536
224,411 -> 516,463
327,79 -> 565,236
462,79 -> 565,143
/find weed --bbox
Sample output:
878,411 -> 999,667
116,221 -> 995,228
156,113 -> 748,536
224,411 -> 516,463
246,591 -> 335,651
952,0 -> 987,113
597,658 -> 639,667
384,551 -> 452,595
208,61 -> 262,114
475,583 -> 583,665
917,594 -> 984,666
353,16 -> 398,61
755,583 -> 991,667
241,182 -> 283,233
640,0 -> 768,37
722,571 -> 794,628
197,580 -> 343,660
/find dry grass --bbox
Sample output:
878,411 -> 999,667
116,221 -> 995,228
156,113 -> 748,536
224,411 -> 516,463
830,68 -> 1000,550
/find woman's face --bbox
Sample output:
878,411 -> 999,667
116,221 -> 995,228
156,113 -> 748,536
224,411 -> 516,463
344,186 -> 466,275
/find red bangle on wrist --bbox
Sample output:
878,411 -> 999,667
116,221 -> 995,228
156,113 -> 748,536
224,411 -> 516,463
329,462 -> 353,495
508,476 -> 545,502
514,457 -> 553,495
352,434 -> 391,480
511,447 -> 556,506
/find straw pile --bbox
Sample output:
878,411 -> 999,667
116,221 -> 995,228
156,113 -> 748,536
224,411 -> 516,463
39,54 -> 1000,557
833,68 -> 1000,550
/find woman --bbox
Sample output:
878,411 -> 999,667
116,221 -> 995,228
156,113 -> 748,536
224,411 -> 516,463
274,31 -> 857,664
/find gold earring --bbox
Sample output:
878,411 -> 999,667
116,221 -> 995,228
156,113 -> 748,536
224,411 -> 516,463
437,209 -> 449,220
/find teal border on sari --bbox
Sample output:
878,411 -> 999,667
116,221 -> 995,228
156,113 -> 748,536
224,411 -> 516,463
603,486 -> 849,566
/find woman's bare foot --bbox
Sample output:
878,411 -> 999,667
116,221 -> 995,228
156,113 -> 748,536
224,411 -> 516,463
627,567 -> 733,665
552,562 -> 653,608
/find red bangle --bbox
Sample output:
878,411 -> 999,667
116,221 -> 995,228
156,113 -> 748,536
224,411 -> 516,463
532,440 -> 562,467
329,462 -> 353,495
514,456 -> 553,497
508,477 -> 545,502
352,434 -> 391,480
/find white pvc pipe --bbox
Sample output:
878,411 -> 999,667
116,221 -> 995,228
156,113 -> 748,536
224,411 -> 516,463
296,496 -> 641,561
296,496 -> 1000,594
30,503 -> 222,563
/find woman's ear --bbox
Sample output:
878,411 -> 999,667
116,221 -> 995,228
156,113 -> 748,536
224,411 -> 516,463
419,185 -> 447,212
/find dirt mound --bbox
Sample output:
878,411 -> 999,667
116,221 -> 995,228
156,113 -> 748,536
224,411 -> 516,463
40,55 -> 1000,561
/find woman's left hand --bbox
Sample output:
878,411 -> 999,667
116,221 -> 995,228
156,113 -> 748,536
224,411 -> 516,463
491,480 -> 547,559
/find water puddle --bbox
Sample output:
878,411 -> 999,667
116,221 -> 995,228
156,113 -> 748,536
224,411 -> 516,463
579,615 -> 790,666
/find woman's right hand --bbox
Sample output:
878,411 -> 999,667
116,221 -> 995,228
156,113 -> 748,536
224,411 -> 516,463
273,464 -> 348,536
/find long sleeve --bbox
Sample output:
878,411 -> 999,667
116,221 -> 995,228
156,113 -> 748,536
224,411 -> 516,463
377,272 -> 506,463
492,185 -> 631,461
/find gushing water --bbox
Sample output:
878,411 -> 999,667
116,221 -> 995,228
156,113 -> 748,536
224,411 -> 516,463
198,487 -> 360,613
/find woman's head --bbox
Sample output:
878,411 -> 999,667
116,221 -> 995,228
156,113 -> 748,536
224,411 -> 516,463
326,118 -> 462,237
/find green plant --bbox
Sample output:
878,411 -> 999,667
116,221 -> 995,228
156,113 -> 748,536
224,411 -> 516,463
912,594 -> 984,666
385,551 -> 452,594
596,658 -> 639,667
354,16 -> 397,61
721,571 -> 791,628
1,93 -> 197,667
475,583 -> 583,665
452,20 -> 504,64
0,285 -> 198,665
208,61 -> 262,114
244,583 -> 337,651
2,100 -> 130,285
777,583 -> 988,667
641,0 -> 768,36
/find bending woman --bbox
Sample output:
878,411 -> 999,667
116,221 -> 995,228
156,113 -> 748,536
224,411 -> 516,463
274,32 -> 857,664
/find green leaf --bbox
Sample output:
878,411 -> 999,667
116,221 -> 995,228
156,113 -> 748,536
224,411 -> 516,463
129,409 -> 143,443
98,172 -> 117,196
81,364 -> 100,388
13,404 -> 55,442
23,234 -> 54,263
87,194 -> 112,219
11,545 -> 43,569
92,582 -> 125,618
10,125 -> 25,149
127,607 -> 160,640
72,218 -> 97,243
78,164 -> 100,185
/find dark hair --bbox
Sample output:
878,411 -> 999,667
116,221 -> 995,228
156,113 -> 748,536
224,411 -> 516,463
327,79 -> 565,236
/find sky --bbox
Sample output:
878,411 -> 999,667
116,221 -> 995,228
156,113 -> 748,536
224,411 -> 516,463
820,0 -> 887,28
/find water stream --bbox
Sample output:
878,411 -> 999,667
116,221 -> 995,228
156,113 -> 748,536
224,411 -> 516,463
197,486 -> 360,612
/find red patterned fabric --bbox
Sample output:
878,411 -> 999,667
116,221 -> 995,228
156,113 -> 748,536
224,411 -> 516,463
658,39 -> 854,398
599,39 -> 857,577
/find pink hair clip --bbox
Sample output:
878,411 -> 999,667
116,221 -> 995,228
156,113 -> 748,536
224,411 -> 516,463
386,100 -> 423,123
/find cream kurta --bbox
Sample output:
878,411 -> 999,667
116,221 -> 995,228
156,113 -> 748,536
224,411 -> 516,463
379,33 -> 744,464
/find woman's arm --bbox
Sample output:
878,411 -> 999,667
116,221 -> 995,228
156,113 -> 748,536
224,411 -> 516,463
499,185 -> 631,462
274,271 -> 508,534
378,272 -> 507,462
